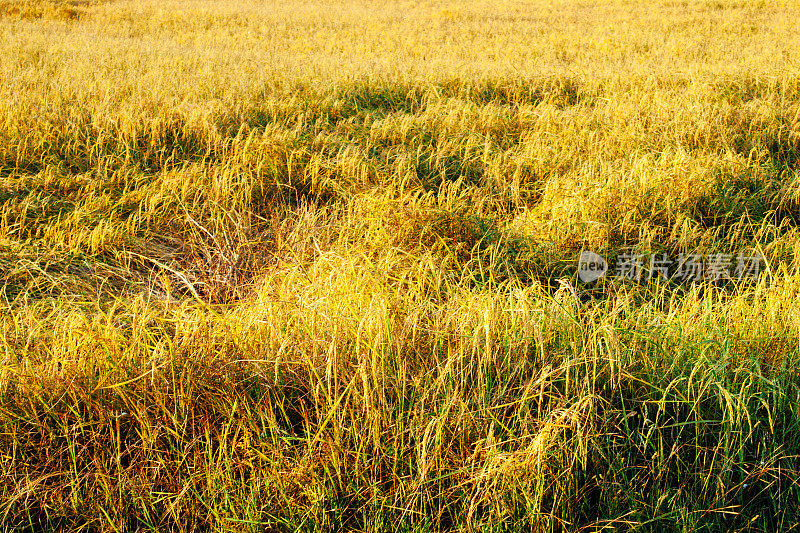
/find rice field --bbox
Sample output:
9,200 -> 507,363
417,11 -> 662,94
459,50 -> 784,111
1,0 -> 800,531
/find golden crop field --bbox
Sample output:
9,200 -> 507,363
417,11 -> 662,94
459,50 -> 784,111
2,0 -> 800,530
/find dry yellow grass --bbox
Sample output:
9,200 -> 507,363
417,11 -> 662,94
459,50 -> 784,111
1,0 -> 800,531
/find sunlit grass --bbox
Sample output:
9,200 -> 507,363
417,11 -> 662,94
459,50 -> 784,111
1,0 -> 800,531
